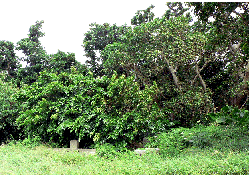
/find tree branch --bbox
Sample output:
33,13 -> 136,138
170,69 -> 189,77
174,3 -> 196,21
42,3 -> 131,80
195,64 -> 207,91
191,59 -> 210,86
162,52 -> 182,91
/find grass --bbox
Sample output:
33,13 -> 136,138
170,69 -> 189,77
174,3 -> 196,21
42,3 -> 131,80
0,124 -> 249,175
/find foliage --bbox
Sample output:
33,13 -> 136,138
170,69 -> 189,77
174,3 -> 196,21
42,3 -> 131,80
95,143 -> 122,159
146,124 -> 248,157
19,136 -> 43,148
0,3 -> 248,163
0,40 -> 20,80
15,20 -> 48,84
0,133 -> 248,175
102,14 -> 214,126
102,6 -> 202,88
82,2 -> 248,127
207,105 -> 249,127
164,2 -> 191,20
0,73 -> 22,143
131,4 -> 155,26
15,21 -> 85,85
83,22 -> 129,76
190,124 -> 248,151
46,50 -> 88,75
150,127 -> 190,157
163,87 -> 214,127
188,2 -> 249,55
15,69 -> 169,147
187,2 -> 249,109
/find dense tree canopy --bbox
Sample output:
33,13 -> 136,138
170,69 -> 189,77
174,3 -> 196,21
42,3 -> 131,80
15,20 -> 88,85
0,40 -> 20,80
0,2 -> 248,148
187,2 -> 249,109
83,23 -> 129,77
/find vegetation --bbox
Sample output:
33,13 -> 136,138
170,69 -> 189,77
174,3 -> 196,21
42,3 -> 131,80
14,69 -> 169,148
0,2 -> 249,175
0,123 -> 248,175
0,73 -> 21,143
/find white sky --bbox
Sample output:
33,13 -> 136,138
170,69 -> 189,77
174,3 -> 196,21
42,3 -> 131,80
0,0 -> 170,65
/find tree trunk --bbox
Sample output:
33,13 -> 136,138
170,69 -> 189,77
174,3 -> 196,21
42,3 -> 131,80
195,64 -> 207,92
165,57 -> 181,90
229,60 -> 249,108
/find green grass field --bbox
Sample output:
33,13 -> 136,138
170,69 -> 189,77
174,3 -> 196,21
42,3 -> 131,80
0,124 -> 249,175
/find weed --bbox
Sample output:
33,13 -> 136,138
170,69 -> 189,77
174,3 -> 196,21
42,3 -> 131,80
0,124 -> 248,175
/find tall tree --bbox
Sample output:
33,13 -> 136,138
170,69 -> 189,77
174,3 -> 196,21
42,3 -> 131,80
0,40 -> 20,80
131,4 -> 155,26
16,20 -> 87,85
83,23 -> 129,77
101,14 -> 214,126
187,2 -> 249,109
16,20 -> 48,84
46,50 -> 88,75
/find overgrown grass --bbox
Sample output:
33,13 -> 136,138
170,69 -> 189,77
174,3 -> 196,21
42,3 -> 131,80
0,124 -> 249,175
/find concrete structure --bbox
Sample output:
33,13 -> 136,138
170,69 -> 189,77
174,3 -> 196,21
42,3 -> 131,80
70,140 -> 79,150
53,140 -> 96,154
134,148 -> 160,156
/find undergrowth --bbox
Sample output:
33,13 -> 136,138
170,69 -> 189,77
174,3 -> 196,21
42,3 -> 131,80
0,124 -> 248,175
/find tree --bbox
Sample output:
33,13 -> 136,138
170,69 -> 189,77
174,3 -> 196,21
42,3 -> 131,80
83,23 -> 129,77
16,20 -> 87,85
187,2 -> 249,109
46,50 -> 88,75
0,72 -> 22,143
16,20 -> 47,66
16,20 -> 48,84
101,13 -> 214,126
0,40 -> 20,80
131,4 -> 155,26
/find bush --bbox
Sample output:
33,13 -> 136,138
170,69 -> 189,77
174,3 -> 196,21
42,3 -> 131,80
145,127 -> 191,157
95,143 -> 121,159
207,105 -> 249,128
162,86 -> 214,127
15,69 -> 169,148
190,125 -> 249,151
146,124 -> 249,157
0,73 -> 22,143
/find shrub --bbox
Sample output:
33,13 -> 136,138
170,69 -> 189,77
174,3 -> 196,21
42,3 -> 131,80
163,86 -> 214,127
207,105 -> 249,128
95,143 -> 121,159
145,127 -> 191,157
0,73 -> 22,143
15,69 -> 169,148
146,124 -> 249,157
189,124 -> 249,151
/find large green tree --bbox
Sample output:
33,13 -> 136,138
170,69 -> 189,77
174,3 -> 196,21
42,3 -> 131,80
16,20 -> 48,84
83,23 -> 129,77
0,40 -> 20,80
16,20 -> 87,85
46,50 -> 88,75
101,12 -> 214,126
187,2 -> 249,110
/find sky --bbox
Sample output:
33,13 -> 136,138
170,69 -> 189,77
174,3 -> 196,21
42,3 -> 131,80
0,0 -> 172,65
